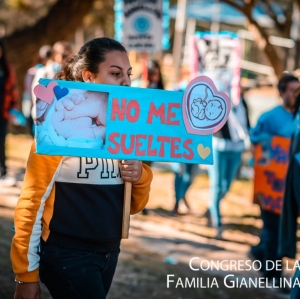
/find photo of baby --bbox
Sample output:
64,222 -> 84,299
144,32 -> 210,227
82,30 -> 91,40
35,88 -> 108,149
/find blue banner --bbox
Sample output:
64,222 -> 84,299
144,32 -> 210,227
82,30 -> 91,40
34,77 -> 231,164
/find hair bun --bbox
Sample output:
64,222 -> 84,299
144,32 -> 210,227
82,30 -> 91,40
55,55 -> 76,80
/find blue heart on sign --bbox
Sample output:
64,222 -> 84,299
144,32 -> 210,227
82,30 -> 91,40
53,86 -> 69,100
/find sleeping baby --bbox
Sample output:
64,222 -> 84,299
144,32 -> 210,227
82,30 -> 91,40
36,89 -> 108,149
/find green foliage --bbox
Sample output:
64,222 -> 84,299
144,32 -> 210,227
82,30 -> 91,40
6,0 -> 31,10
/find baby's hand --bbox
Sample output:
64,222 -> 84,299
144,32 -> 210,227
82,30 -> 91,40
51,91 -> 107,141
61,92 -> 86,111
63,91 -> 107,127
52,101 -> 95,139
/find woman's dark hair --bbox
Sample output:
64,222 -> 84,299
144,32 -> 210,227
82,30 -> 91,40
147,60 -> 164,90
277,74 -> 299,93
0,39 -> 10,81
56,37 -> 127,81
294,86 -> 300,118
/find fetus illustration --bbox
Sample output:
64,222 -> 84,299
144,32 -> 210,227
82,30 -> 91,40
183,75 -> 231,135
191,87 -> 223,121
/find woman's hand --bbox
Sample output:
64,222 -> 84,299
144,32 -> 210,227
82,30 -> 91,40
14,282 -> 40,299
119,160 -> 142,183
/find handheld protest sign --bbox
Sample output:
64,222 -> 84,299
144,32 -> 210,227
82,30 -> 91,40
253,136 -> 290,214
34,76 -> 230,163
34,76 -> 230,238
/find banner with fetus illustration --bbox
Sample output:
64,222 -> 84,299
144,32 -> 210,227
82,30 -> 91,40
253,136 -> 290,214
190,32 -> 241,105
34,76 -> 231,164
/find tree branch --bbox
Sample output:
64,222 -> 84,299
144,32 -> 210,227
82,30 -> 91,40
4,0 -> 95,96
260,0 -> 286,34
221,0 -> 244,13
221,0 -> 284,78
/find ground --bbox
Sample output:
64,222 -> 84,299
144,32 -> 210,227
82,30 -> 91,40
0,134 -> 299,299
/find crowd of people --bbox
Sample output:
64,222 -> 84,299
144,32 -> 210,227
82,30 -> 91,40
0,39 -> 72,186
1,36 -> 300,298
136,60 -> 300,296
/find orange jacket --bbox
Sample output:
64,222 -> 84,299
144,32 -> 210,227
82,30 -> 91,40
11,142 -> 152,282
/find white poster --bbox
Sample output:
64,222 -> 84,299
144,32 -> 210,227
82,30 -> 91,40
123,0 -> 163,52
190,32 -> 241,105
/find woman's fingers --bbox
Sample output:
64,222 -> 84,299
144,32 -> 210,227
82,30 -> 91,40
119,160 -> 142,183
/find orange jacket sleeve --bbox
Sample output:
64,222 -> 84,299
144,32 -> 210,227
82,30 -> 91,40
10,142 -> 62,282
130,164 -> 153,214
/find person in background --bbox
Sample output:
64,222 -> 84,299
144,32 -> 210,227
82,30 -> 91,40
204,89 -> 250,237
0,39 -> 19,186
145,60 -> 164,89
141,60 -> 164,215
249,74 -> 299,289
279,84 -> 300,298
171,66 -> 198,216
23,45 -> 52,136
172,163 -> 198,215
31,41 -> 72,124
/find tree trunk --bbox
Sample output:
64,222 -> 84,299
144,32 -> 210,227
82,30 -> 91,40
4,0 -> 95,100
246,20 -> 285,78
222,0 -> 288,79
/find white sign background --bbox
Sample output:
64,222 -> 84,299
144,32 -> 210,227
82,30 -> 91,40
190,33 -> 241,105
123,0 -> 163,52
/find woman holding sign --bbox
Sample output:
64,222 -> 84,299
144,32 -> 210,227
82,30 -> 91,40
11,37 -> 153,299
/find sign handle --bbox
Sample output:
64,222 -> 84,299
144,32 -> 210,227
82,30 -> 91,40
122,181 -> 132,239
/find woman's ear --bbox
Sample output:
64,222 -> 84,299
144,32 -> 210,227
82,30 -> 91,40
82,70 -> 95,82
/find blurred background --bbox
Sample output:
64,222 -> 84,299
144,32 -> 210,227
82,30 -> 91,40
1,0 -> 300,298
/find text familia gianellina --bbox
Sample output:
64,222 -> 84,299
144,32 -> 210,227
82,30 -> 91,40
166,258 -> 300,289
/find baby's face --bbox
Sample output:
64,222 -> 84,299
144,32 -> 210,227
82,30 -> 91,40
205,100 -> 223,120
